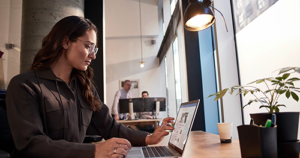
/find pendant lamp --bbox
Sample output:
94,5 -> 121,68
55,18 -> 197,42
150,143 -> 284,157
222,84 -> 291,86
184,0 -> 228,32
138,0 -> 145,68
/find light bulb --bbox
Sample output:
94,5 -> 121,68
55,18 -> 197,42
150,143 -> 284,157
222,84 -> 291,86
140,63 -> 144,68
185,14 -> 214,28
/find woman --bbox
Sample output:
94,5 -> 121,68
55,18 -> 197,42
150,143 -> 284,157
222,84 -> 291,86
6,16 -> 174,158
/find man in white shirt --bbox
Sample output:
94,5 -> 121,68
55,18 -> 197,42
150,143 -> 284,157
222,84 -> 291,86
111,80 -> 132,120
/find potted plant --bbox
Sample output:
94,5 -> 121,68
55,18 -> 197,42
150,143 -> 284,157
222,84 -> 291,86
208,67 -> 300,157
208,67 -> 300,133
208,68 -> 300,113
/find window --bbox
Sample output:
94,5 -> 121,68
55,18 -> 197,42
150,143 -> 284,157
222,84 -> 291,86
170,0 -> 178,15
172,37 -> 182,111
164,57 -> 169,116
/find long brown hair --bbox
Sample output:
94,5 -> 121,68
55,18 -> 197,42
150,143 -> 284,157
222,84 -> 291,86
30,16 -> 101,111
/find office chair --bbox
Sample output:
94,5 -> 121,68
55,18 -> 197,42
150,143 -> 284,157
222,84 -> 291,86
0,90 -> 13,157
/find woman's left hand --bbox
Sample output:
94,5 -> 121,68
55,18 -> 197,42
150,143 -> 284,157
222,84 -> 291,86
145,117 -> 175,145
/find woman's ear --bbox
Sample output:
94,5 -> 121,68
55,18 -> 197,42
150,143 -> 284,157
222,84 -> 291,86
62,36 -> 69,49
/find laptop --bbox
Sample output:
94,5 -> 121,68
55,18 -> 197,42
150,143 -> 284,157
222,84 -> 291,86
126,99 -> 200,158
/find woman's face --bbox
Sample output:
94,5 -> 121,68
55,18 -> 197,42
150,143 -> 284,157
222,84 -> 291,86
65,30 -> 97,71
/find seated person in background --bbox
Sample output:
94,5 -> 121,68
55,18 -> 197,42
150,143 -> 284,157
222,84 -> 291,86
135,91 -> 157,133
135,91 -> 158,119
111,80 -> 132,120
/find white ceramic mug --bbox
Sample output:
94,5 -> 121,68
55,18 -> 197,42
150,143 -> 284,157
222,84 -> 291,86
217,122 -> 233,143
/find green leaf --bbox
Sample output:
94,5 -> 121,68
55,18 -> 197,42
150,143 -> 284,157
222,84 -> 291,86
214,88 -> 228,101
275,107 -> 279,112
276,77 -> 283,81
279,90 -> 287,94
296,67 -> 300,73
229,87 -> 235,95
293,90 -> 300,93
207,93 -> 217,98
259,99 -> 268,103
250,90 -> 254,94
279,83 -> 284,87
287,77 -> 300,81
256,79 -> 265,84
286,82 -> 294,86
243,100 -> 255,108
243,90 -> 249,96
246,100 -> 253,105
279,67 -> 294,74
282,73 -> 290,80
259,105 -> 270,109
286,90 -> 291,98
291,91 -> 299,102
242,105 -> 248,109
248,80 -> 258,84
265,90 -> 272,93
271,80 -> 279,83
236,92 -> 243,96
276,104 -> 286,107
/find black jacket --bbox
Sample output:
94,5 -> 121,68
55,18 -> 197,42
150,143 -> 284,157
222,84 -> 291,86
6,68 -> 148,158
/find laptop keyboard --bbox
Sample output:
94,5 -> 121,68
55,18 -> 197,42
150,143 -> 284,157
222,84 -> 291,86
142,146 -> 175,157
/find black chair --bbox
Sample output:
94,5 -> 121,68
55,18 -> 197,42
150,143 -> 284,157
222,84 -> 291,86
0,89 -> 13,156
0,150 -> 9,158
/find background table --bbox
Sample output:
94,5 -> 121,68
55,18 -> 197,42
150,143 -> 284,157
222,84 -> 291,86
117,118 -> 163,130
151,130 -> 241,158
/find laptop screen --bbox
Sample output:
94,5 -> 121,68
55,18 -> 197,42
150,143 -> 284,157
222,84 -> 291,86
169,100 -> 199,151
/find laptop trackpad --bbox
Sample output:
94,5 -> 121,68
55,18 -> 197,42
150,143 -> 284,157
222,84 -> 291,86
125,147 -> 144,158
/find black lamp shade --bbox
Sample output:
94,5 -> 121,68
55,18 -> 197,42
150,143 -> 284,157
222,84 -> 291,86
184,0 -> 215,31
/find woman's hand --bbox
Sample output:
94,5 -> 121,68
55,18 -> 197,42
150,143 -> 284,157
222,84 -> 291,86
145,117 -> 175,145
94,137 -> 131,158
161,117 -> 175,126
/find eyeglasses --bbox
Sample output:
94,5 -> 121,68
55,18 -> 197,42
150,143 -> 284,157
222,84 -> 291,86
77,39 -> 98,56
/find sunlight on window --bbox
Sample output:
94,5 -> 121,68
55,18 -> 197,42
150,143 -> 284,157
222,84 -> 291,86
170,0 -> 178,15
172,37 -> 182,111
164,57 -> 169,116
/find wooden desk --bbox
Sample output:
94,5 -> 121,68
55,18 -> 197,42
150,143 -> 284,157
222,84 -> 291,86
117,118 -> 163,130
151,130 -> 241,158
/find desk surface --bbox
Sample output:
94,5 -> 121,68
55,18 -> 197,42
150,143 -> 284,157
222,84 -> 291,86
116,118 -> 163,123
151,130 -> 241,158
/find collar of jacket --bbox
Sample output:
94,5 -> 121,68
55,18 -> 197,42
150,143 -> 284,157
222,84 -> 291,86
36,68 -> 76,82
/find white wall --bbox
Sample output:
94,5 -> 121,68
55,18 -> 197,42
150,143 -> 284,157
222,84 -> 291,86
7,0 -> 22,88
105,0 -> 167,116
0,0 -> 10,89
0,0 -> 22,89
162,0 -> 171,33
235,0 -> 300,135
215,0 -> 300,139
